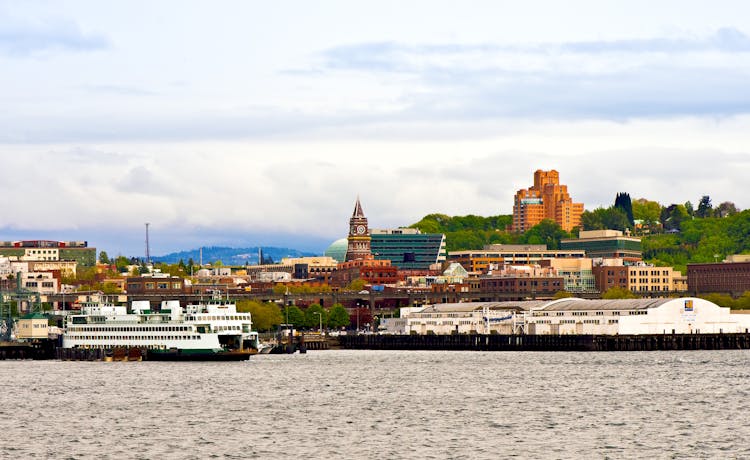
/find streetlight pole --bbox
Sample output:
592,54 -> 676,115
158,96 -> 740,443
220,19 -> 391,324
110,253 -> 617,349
313,311 -> 322,334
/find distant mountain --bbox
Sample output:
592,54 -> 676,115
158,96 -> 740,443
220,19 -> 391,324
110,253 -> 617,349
152,246 -> 318,265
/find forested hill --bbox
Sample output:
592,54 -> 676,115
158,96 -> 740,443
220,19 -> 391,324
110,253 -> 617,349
409,213 -> 572,252
643,209 -> 750,272
410,210 -> 750,274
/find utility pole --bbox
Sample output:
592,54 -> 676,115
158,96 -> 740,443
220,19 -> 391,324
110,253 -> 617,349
145,222 -> 151,265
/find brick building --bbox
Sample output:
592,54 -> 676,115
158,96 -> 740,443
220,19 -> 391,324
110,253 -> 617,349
331,258 -> 399,287
512,170 -> 584,232
687,260 -> 750,295
126,274 -> 186,296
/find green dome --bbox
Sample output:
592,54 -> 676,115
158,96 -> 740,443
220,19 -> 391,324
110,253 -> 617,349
324,238 -> 348,262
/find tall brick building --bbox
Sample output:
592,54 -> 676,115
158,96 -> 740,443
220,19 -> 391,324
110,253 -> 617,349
346,197 -> 372,261
512,170 -> 584,233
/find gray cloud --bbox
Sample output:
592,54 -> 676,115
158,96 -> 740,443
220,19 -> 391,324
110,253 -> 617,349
310,28 -> 750,121
0,14 -> 109,57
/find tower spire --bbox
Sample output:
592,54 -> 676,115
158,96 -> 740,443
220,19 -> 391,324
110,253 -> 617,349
346,196 -> 371,261
352,195 -> 365,217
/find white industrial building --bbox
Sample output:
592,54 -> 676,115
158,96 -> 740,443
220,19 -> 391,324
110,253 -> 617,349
381,301 -> 543,335
385,297 -> 750,336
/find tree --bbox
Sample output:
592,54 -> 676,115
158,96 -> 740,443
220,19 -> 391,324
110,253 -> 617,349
345,278 -> 367,292
327,303 -> 350,329
101,282 -> 122,294
600,208 -> 630,231
114,255 -> 130,273
581,207 -> 630,232
237,300 -> 283,331
304,303 -> 327,330
99,251 -> 111,265
580,210 -> 604,231
553,290 -> 573,299
684,201 -> 694,217
696,195 -> 712,218
602,287 -> 639,299
614,192 -> 634,226
660,204 -> 689,231
522,219 -> 571,249
632,198 -> 662,228
282,305 -> 305,327
715,201 -> 739,218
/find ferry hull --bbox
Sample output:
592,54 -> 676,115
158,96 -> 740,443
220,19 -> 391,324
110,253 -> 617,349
146,349 -> 256,361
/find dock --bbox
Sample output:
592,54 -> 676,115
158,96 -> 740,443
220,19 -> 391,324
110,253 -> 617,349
338,333 -> 750,352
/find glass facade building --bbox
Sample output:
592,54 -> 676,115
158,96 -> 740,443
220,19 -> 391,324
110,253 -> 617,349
370,231 -> 447,270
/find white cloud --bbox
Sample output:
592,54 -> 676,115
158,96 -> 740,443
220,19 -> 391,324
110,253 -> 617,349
1,2 -> 750,255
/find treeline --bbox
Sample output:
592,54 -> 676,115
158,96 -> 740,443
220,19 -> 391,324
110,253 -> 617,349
236,300 -> 371,332
410,193 -> 749,274
643,210 -> 750,273
583,193 -> 748,273
410,214 -> 572,251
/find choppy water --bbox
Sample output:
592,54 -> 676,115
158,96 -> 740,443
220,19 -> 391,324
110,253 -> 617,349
1,350 -> 749,459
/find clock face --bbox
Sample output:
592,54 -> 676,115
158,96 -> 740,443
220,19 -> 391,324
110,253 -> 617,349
357,225 -> 366,235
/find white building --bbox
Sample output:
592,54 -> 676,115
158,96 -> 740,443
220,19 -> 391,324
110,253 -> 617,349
390,297 -> 750,336
382,302 -> 545,335
526,298 -> 750,335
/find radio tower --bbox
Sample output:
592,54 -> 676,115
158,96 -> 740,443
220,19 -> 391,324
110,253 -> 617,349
145,222 -> 151,265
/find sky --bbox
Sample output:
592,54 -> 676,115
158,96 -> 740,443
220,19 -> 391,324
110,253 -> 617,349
2,0 -> 750,257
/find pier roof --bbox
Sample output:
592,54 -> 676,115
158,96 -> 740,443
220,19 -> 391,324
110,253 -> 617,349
422,301 -> 549,313
538,298 -> 672,311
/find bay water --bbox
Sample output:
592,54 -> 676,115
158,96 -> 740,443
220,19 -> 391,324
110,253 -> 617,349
1,349 -> 749,459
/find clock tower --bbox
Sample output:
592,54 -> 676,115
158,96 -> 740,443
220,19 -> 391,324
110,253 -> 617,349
345,196 -> 372,261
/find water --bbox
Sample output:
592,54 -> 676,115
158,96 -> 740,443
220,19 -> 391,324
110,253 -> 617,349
1,350 -> 749,459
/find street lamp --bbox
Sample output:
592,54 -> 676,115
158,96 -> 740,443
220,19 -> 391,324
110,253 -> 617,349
313,311 -> 322,333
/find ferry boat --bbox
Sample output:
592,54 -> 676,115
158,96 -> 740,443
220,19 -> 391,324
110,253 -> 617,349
62,296 -> 259,361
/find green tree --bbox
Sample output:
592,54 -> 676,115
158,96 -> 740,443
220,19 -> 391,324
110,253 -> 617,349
660,204 -> 689,231
282,305 -> 305,327
99,251 -> 111,264
698,293 -> 735,308
632,198 -> 662,227
327,303 -> 350,329
614,192 -> 634,226
304,303 -> 327,330
101,282 -> 122,295
582,207 -> 630,231
580,210 -> 604,230
522,219 -> 570,249
553,290 -> 573,299
602,287 -> 639,299
684,201 -> 694,217
696,195 -> 712,218
114,255 -> 130,273
601,207 -> 630,231
345,278 -> 367,292
237,300 -> 283,331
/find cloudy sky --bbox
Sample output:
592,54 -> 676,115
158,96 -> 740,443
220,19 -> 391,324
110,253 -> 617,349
2,1 -> 750,256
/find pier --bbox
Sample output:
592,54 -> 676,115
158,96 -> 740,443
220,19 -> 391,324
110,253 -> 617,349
338,333 -> 750,352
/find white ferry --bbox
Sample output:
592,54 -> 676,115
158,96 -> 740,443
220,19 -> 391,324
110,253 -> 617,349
62,297 -> 259,361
